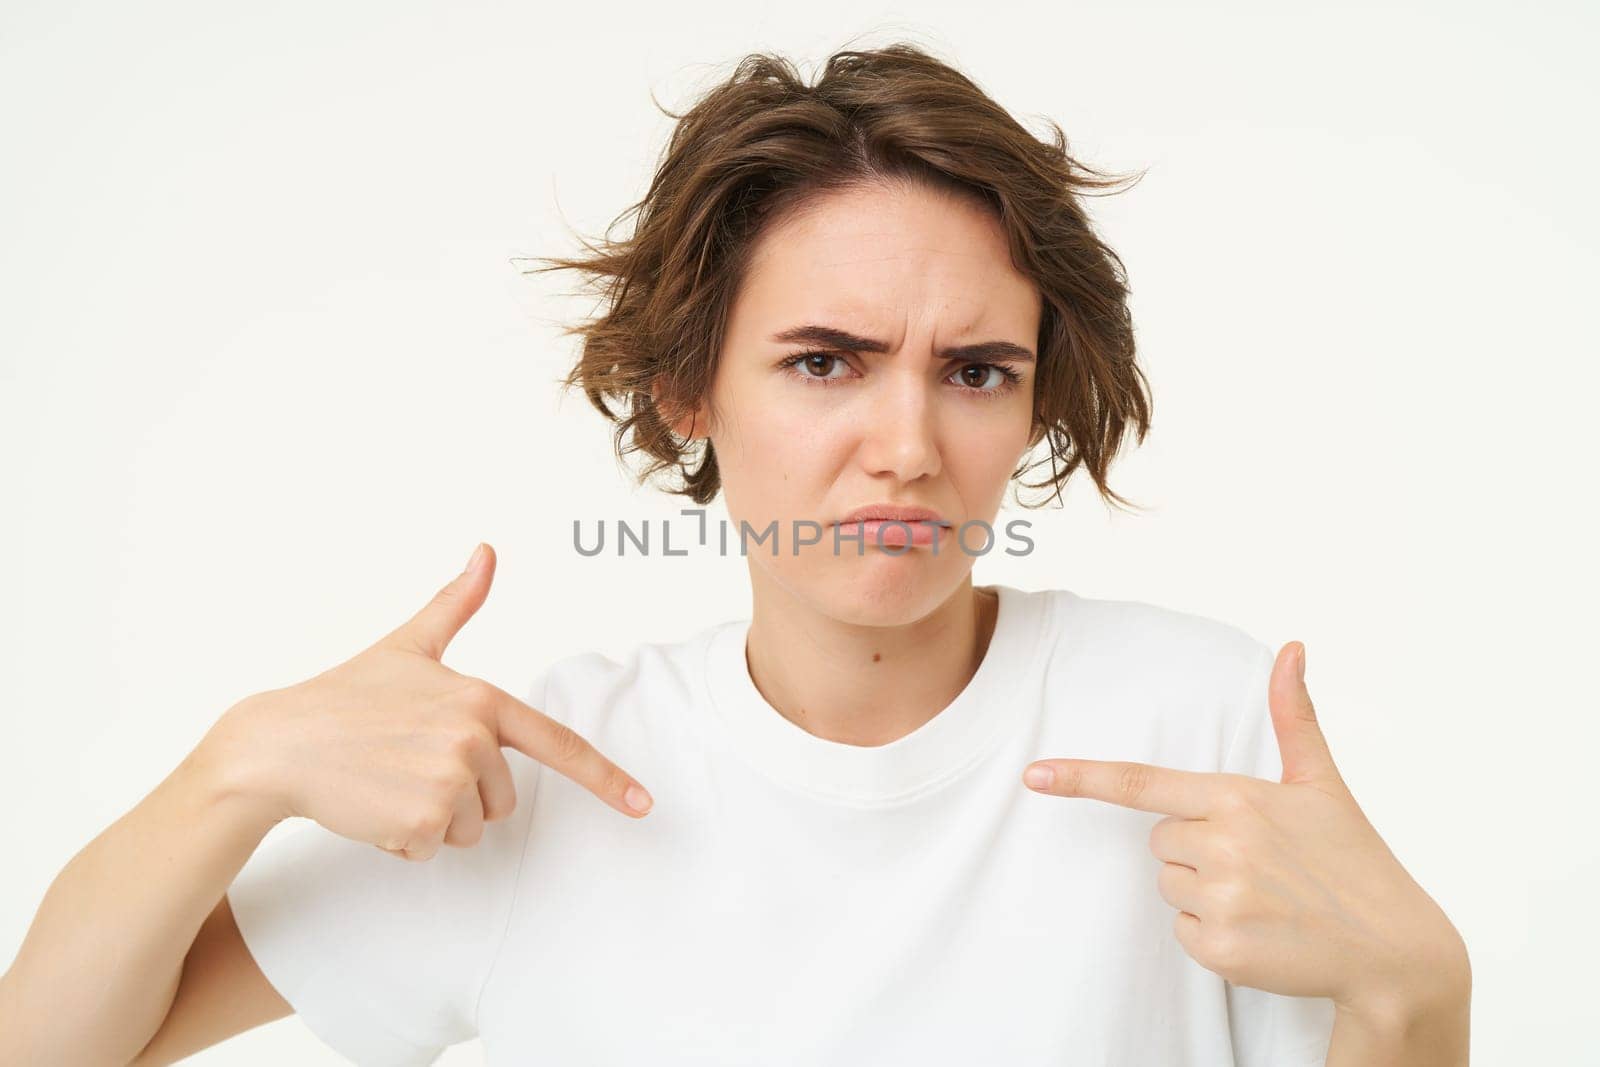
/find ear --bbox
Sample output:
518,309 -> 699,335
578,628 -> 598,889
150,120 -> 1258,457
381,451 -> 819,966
651,379 -> 709,442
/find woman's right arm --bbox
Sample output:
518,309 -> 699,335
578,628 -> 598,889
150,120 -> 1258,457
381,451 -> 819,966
0,710 -> 293,1067
0,543 -> 655,1066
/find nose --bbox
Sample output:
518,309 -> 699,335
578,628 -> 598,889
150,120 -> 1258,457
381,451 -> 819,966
856,363 -> 942,484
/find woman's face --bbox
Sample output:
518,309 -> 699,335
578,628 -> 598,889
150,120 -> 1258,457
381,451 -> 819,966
677,179 -> 1042,625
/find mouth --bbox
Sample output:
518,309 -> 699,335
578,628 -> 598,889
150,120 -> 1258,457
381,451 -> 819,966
829,505 -> 954,553
832,505 -> 952,527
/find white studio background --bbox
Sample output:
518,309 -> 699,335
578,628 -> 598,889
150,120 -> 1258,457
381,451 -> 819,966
2,2 -> 1594,1063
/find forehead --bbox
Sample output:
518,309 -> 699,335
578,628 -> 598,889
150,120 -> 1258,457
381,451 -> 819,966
734,182 -> 1041,328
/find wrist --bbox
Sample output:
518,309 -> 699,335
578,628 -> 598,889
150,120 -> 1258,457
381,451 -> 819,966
1334,933 -> 1471,1065
184,694 -> 296,836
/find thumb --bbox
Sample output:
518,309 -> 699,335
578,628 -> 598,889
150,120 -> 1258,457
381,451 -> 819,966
385,543 -> 495,660
1268,641 -> 1341,786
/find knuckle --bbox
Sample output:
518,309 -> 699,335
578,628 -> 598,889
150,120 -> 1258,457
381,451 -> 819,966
1115,763 -> 1150,803
1148,815 -> 1178,856
447,722 -> 494,761
458,678 -> 499,717
1206,878 -> 1251,919
547,719 -> 590,765
444,819 -> 484,848
428,585 -> 466,616
1209,831 -> 1246,869
483,785 -> 518,822
1152,819 -> 1190,857
429,763 -> 475,797
1201,930 -> 1245,975
1215,778 -> 1264,818
598,764 -> 631,801
406,806 -> 449,843
1214,785 -> 1250,815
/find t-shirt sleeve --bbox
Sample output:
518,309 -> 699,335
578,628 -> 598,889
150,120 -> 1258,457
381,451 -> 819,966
1219,641 -> 1338,1067
225,669 -> 551,1065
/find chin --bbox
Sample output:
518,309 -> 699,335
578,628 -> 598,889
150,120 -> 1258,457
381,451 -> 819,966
795,553 -> 966,627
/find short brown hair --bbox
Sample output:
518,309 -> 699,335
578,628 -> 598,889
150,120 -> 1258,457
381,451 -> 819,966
524,42 -> 1152,511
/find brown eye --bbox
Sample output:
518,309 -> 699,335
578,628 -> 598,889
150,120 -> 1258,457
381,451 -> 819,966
959,365 -> 1004,389
948,362 -> 1024,397
801,353 -> 837,377
781,350 -> 849,383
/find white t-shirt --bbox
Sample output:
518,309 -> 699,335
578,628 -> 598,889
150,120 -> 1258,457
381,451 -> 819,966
228,583 -> 1337,1065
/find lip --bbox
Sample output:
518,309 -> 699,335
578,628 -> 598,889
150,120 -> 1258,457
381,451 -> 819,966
832,504 -> 952,526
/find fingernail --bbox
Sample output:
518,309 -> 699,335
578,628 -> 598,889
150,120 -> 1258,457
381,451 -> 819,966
1024,765 -> 1054,790
1296,643 -> 1306,683
624,784 -> 653,814
463,543 -> 485,574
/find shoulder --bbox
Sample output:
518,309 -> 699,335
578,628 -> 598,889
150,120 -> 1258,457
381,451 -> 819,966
523,619 -> 729,740
1029,587 -> 1276,769
506,622 -> 730,816
1045,587 -> 1273,677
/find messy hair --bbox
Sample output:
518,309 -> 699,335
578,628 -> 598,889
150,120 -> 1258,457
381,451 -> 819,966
524,42 -> 1152,510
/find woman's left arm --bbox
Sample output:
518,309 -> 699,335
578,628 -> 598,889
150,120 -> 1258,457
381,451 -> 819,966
1021,641 -> 1471,1067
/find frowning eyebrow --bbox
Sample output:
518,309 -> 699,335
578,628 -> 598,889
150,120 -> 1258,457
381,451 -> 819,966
769,324 -> 1036,363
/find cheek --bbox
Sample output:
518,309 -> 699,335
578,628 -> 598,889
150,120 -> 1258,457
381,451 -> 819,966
722,402 -> 810,473
945,408 -> 1031,498
713,383 -> 844,515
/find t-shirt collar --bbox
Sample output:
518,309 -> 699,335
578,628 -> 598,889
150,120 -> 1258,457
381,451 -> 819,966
701,583 -> 1051,805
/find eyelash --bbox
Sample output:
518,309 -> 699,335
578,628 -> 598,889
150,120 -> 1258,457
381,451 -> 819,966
777,350 -> 1025,398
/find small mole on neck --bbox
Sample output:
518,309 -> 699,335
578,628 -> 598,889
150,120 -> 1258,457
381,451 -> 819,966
872,652 -> 881,662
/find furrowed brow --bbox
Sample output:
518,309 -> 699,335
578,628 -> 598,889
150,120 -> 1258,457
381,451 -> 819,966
769,323 -> 1034,363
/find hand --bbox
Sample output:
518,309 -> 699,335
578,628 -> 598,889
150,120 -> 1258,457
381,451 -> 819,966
1020,642 -> 1469,1025
198,543 -> 655,862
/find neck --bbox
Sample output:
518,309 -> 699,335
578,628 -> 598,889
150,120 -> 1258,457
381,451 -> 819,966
742,569 -> 1000,747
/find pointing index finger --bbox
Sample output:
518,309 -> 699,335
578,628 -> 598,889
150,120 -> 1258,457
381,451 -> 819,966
486,683 -> 655,818
1024,759 -> 1218,818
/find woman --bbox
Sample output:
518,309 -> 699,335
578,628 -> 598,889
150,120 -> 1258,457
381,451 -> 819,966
0,44 -> 1469,1066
